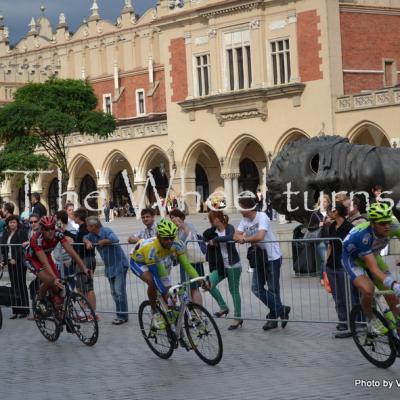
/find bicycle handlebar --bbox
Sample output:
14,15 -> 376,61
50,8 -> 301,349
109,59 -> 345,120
168,275 -> 210,296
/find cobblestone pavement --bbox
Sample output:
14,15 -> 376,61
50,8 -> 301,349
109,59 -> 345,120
1,216 -> 400,399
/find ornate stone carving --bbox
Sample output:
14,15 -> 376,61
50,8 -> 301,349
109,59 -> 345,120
375,91 -> 391,106
207,29 -> 217,39
215,109 -> 267,126
354,94 -> 374,108
249,20 -> 260,30
337,97 -> 351,111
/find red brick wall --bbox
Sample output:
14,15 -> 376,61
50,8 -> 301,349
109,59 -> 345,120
340,10 -> 400,94
297,10 -> 323,82
91,68 -> 166,119
169,38 -> 188,102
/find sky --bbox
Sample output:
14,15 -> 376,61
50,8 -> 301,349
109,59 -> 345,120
0,0 -> 158,45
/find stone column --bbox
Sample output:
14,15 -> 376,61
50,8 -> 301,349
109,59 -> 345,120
232,172 -> 240,210
133,181 -> 147,211
221,173 -> 233,213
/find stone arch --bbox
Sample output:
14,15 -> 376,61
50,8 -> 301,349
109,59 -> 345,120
273,128 -> 310,155
225,134 -> 267,172
181,140 -> 223,206
101,149 -> 132,184
347,121 -> 391,147
137,145 -> 169,179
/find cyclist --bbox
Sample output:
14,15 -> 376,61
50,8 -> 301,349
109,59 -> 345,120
342,203 -> 400,334
26,216 -> 92,314
130,218 -> 201,318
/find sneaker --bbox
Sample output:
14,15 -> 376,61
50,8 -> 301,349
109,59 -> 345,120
368,317 -> 389,335
151,312 -> 166,330
262,320 -> 278,331
336,323 -> 348,331
35,299 -> 51,317
247,267 -> 254,273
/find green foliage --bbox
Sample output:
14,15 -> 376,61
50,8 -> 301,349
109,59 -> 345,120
0,78 -> 116,187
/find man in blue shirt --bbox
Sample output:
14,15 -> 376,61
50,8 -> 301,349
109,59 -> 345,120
84,216 -> 129,325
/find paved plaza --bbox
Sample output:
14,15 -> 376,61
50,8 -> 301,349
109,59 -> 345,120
0,215 -> 399,399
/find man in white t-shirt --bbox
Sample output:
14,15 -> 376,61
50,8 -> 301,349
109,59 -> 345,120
234,196 -> 290,330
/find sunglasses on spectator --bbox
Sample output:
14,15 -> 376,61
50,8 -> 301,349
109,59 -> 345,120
29,220 -> 39,224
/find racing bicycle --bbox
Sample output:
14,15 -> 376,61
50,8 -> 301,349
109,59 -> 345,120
350,289 -> 400,368
138,276 -> 223,365
33,272 -> 98,346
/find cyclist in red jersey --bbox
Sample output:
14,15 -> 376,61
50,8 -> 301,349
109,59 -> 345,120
26,216 -> 92,313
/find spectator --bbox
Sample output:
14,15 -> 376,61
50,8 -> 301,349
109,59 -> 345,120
370,184 -> 383,204
1,215 -> 29,318
84,216 -> 129,325
103,199 -> 110,222
203,211 -> 243,330
74,208 -> 97,314
169,208 -> 204,305
348,195 -> 368,226
324,203 -> 356,338
234,196 -> 290,330
128,208 -> 156,244
0,209 -> 5,240
109,199 -> 115,221
31,193 -> 47,218
65,202 -> 79,235
27,214 -> 41,310
2,202 -> 15,219
54,210 -> 76,289
305,194 -> 331,286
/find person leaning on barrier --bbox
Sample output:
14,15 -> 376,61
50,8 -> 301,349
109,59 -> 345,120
169,208 -> 204,306
1,215 -> 30,318
203,211 -> 243,330
84,216 -> 129,325
128,208 -> 156,244
234,196 -> 290,331
74,208 -> 97,315
323,203 -> 355,338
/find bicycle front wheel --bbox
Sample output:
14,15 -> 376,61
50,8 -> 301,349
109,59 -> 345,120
138,300 -> 174,360
67,292 -> 99,346
350,304 -> 397,368
33,297 -> 61,342
184,303 -> 223,365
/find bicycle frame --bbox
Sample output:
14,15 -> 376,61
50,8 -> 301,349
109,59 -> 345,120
374,289 -> 400,342
158,276 -> 207,342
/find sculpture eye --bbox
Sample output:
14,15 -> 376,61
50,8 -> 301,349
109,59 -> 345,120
310,154 -> 319,173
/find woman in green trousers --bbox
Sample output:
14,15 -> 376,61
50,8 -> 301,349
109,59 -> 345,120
203,211 -> 242,330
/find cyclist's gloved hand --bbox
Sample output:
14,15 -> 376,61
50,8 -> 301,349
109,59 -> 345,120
393,283 -> 400,298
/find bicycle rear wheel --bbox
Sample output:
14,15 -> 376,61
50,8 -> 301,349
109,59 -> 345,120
67,292 -> 98,346
184,303 -> 223,365
350,304 -> 397,368
138,300 -> 174,359
33,297 -> 61,342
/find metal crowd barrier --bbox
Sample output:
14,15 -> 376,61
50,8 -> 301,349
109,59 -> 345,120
0,238 -> 399,326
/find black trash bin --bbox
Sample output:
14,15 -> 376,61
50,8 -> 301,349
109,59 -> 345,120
292,225 -> 317,276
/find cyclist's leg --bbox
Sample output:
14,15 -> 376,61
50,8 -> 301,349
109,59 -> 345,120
342,252 -> 373,317
189,263 -> 204,306
130,259 -> 158,308
374,256 -> 400,318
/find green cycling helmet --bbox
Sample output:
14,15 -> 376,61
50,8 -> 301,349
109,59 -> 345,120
156,218 -> 178,238
368,202 -> 393,223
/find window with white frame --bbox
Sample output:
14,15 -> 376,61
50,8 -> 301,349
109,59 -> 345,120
224,30 -> 252,91
136,89 -> 146,116
270,39 -> 291,85
103,94 -> 112,114
195,54 -> 211,96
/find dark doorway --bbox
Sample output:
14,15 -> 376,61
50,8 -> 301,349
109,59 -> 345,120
147,166 -> 169,206
48,178 -> 59,215
79,175 -> 98,211
239,158 -> 260,194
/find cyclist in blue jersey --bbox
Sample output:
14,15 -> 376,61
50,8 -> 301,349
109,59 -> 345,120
342,203 -> 400,334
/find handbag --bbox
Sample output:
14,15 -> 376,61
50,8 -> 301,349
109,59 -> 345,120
185,232 -> 206,264
247,245 -> 268,269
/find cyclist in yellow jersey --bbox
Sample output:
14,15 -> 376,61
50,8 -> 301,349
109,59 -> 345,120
130,219 -> 200,310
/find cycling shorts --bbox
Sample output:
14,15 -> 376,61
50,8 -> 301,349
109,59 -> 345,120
129,259 -> 171,294
342,251 -> 389,290
26,257 -> 60,279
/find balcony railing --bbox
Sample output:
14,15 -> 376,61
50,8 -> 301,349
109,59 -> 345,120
336,87 -> 400,112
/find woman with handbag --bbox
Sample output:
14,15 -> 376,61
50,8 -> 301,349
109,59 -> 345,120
169,209 -> 204,305
1,215 -> 30,318
305,194 -> 331,286
203,211 -> 243,330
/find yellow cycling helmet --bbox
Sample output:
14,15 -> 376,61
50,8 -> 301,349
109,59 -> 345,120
156,218 -> 178,238
368,203 -> 393,223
